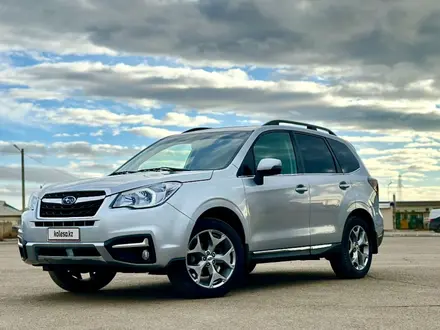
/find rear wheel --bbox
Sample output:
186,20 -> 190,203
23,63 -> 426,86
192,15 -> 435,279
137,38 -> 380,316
329,216 -> 373,279
167,218 -> 245,299
48,268 -> 116,293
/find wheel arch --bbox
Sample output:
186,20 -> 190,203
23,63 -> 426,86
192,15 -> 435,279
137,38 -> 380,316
347,208 -> 378,254
195,206 -> 247,246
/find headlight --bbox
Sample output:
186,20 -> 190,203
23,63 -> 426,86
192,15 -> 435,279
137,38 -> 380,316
111,182 -> 182,209
28,193 -> 38,211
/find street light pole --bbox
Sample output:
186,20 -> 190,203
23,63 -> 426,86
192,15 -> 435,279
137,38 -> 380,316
13,144 -> 25,212
387,180 -> 393,201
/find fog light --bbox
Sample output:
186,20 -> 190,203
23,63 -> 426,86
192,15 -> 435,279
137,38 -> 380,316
141,249 -> 150,261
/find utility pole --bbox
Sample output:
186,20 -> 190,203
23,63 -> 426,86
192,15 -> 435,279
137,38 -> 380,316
392,193 -> 397,230
387,180 -> 393,201
13,145 -> 25,212
397,173 -> 403,201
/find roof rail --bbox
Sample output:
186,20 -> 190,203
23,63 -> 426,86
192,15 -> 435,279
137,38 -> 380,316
263,120 -> 336,136
182,127 -> 211,134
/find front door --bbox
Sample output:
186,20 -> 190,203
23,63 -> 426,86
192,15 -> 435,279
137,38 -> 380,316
240,131 -> 311,252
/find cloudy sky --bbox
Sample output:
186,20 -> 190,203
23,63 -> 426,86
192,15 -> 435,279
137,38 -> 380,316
2,0 -> 440,209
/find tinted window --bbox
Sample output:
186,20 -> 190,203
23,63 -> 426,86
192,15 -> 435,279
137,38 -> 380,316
327,139 -> 360,173
253,132 -> 297,174
240,148 -> 256,176
295,134 -> 336,174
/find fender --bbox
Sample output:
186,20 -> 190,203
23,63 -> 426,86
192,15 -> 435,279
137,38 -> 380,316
354,200 -> 374,219
190,198 -> 250,244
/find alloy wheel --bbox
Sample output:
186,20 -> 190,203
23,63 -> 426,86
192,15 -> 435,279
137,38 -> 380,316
348,225 -> 370,271
186,229 -> 236,289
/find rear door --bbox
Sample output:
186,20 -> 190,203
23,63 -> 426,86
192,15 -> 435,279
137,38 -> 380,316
240,130 -> 311,251
293,133 -> 357,247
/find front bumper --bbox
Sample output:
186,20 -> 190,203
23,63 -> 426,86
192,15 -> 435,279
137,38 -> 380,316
19,197 -> 194,271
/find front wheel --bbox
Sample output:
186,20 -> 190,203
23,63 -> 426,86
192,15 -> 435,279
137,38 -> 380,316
48,269 -> 116,293
329,216 -> 373,279
167,218 -> 245,299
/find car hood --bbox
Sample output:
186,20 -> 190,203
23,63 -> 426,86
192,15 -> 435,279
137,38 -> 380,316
36,170 -> 213,197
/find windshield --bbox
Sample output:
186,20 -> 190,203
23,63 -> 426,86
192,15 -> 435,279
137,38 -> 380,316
113,130 -> 252,174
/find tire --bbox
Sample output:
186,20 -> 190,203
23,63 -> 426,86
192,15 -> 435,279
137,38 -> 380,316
329,215 -> 373,279
48,269 -> 116,293
167,217 -> 245,299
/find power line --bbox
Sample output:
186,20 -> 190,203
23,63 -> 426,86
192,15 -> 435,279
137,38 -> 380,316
10,143 -> 78,182
23,153 -> 78,180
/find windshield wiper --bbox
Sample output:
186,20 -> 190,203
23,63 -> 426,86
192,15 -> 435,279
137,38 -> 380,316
109,170 -> 137,176
110,167 -> 190,176
135,167 -> 190,173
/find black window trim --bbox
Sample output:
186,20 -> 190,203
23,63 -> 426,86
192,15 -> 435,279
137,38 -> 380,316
237,129 -> 300,177
292,131 -> 343,175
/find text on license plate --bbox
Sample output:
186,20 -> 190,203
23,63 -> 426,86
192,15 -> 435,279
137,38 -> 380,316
48,228 -> 80,241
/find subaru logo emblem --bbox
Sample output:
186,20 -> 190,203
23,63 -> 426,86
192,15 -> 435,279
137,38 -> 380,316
62,196 -> 77,205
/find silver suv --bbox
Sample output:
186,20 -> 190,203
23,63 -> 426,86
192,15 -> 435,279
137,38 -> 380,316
18,120 -> 384,298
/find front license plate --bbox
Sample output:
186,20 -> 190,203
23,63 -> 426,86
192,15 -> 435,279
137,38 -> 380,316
48,228 -> 80,242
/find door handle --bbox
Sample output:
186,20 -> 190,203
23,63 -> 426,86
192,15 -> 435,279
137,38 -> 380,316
295,184 -> 308,194
339,181 -> 351,190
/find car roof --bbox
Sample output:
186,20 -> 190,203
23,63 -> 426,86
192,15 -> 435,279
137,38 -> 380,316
180,123 -> 348,145
181,126 -> 258,134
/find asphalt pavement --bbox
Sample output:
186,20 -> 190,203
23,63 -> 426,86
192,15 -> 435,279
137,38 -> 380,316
1,237 -> 439,330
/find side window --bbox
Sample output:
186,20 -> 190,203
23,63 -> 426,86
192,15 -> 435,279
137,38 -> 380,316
253,132 -> 297,174
240,149 -> 256,176
295,134 -> 336,174
327,139 -> 360,173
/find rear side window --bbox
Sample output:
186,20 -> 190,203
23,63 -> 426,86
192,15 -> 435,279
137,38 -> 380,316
295,133 -> 336,174
327,139 -> 360,173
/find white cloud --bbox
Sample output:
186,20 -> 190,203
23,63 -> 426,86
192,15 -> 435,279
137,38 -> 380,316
122,126 -> 181,139
2,0 -> 440,203
39,108 -> 221,128
0,93 -> 39,124
54,133 -> 85,138
4,61 -> 440,134
343,135 -> 413,143
0,165 -> 79,183
0,140 -> 142,158
405,141 -> 440,148
90,129 -> 104,137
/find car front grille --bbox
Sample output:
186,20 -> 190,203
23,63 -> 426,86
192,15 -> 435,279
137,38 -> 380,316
39,191 -> 106,218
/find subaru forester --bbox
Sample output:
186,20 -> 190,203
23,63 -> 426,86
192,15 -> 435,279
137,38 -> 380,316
18,120 -> 384,298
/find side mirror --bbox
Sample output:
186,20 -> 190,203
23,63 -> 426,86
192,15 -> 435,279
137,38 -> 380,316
254,158 -> 282,185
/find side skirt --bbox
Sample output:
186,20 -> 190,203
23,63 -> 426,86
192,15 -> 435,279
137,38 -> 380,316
250,243 -> 341,264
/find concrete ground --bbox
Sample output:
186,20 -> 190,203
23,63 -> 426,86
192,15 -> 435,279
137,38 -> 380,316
1,237 -> 439,330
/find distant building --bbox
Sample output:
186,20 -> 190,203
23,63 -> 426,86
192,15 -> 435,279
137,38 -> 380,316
0,201 -> 22,217
380,200 -> 440,230
0,201 -> 22,240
